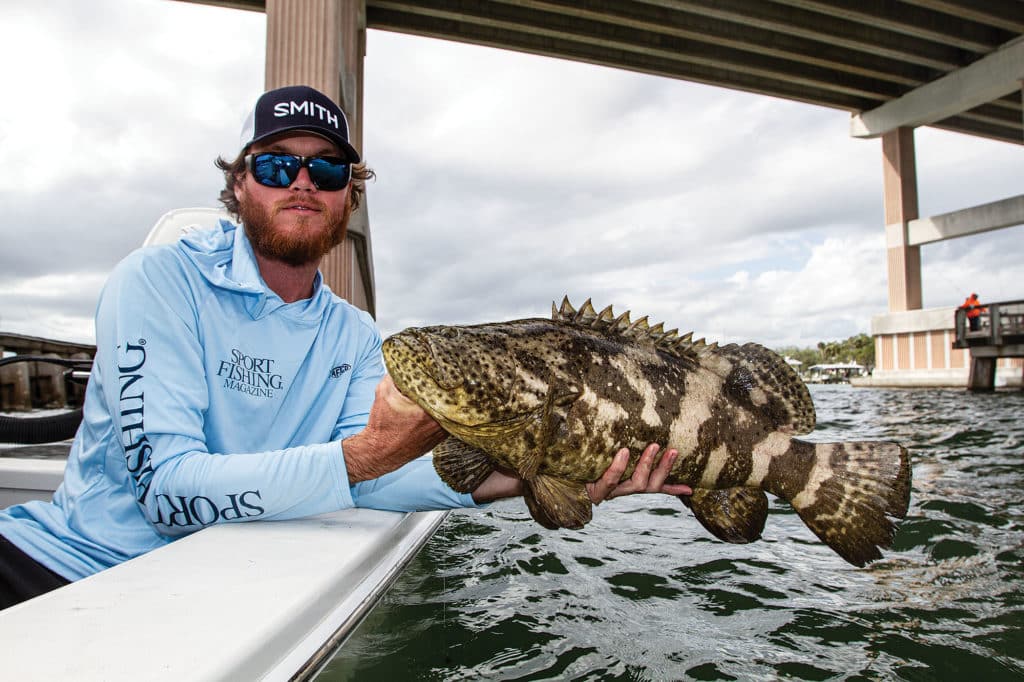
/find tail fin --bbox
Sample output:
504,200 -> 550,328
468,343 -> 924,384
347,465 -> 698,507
772,439 -> 911,567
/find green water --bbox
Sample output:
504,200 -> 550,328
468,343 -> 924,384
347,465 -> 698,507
322,386 -> 1024,681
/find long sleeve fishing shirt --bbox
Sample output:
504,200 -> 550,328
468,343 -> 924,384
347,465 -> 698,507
0,221 -> 478,581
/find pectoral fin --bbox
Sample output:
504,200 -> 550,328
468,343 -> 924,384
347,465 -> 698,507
680,487 -> 768,544
432,437 -> 496,493
516,385 -> 581,482
523,474 -> 593,530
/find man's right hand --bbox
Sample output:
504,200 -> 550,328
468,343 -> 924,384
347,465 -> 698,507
341,376 -> 446,484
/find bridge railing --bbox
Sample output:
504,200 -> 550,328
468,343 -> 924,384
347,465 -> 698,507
953,299 -> 1024,349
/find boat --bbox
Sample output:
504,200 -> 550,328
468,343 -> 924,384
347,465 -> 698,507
804,362 -> 868,384
0,209 -> 446,680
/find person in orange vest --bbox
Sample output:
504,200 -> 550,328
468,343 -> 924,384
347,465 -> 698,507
960,292 -> 986,331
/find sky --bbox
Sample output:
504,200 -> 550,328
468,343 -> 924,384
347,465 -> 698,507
1,0 -> 1021,350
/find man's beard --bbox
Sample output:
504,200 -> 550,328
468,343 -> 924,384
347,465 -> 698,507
239,195 -> 351,266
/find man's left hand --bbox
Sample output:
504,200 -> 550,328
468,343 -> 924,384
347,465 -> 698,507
586,443 -> 693,504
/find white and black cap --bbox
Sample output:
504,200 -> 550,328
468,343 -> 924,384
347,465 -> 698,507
239,85 -> 360,162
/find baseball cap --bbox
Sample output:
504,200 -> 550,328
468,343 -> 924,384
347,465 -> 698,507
239,85 -> 360,162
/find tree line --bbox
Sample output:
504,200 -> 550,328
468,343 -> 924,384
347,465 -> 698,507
774,333 -> 875,370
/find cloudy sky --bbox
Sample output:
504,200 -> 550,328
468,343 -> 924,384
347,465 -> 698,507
1,0 -> 1021,350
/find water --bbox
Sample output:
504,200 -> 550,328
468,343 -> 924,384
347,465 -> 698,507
322,386 -> 1024,681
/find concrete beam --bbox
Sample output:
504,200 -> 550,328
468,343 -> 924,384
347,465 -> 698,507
850,35 -> 1024,138
900,1 -> 1024,34
885,194 -> 1024,247
971,343 -> 1024,358
871,307 -> 955,335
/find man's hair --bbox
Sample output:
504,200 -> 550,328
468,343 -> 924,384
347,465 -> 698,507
214,151 -> 375,220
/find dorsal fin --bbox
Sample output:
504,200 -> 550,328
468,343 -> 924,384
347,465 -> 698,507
550,297 -> 709,360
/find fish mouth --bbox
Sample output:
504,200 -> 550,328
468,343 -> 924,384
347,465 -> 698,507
382,331 -> 464,392
382,329 -> 522,433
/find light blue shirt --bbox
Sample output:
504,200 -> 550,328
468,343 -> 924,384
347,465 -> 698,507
0,222 -> 477,581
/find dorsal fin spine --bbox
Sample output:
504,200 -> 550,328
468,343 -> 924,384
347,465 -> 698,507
554,297 -> 706,361
556,296 -> 576,321
577,299 -> 597,323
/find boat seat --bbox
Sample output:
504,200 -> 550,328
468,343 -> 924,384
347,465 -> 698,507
143,207 -> 235,247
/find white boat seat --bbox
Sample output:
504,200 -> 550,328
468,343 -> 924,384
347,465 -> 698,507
143,207 -> 236,247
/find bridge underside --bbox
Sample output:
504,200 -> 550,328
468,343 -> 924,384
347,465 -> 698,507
209,0 -> 1024,146
186,2 -> 1022,390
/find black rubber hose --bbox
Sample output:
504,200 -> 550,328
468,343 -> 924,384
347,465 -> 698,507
0,355 -> 91,443
0,410 -> 83,444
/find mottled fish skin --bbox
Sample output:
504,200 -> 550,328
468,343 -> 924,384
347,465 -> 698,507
383,298 -> 911,567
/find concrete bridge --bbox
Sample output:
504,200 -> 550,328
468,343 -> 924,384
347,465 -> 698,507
184,1 -> 1023,387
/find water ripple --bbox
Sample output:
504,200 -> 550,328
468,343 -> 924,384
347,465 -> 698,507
324,386 -> 1024,681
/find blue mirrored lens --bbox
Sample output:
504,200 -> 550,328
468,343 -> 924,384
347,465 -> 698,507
249,153 -> 350,191
306,158 -> 350,191
252,154 -> 300,188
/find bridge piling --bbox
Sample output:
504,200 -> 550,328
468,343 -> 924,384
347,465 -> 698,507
967,357 -> 997,391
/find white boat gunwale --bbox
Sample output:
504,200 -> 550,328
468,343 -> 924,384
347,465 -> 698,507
0,452 -> 448,681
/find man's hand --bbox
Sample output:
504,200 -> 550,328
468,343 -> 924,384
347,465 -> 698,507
586,443 -> 693,503
472,443 -> 693,504
342,376 -> 446,484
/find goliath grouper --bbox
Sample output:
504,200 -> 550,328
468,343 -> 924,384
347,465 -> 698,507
382,298 -> 911,567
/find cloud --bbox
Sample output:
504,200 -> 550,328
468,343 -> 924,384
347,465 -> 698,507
362,30 -> 1022,346
1,2 -> 1021,352
0,273 -> 108,342
0,0 -> 265,342
920,225 -> 1024,308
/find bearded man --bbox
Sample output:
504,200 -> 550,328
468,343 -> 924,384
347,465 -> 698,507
0,86 -> 690,610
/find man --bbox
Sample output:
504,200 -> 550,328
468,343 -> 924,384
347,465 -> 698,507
959,292 -> 985,332
0,85 -> 690,610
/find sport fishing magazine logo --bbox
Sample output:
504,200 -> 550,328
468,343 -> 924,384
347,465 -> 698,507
217,348 -> 285,398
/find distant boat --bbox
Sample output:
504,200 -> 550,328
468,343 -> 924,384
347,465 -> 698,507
805,362 -> 868,384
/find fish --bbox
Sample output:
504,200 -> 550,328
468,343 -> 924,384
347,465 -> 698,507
382,298 -> 912,567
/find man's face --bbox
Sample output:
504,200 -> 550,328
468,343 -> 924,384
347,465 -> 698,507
234,133 -> 353,266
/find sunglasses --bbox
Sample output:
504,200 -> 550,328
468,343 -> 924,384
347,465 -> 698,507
244,152 -> 352,191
